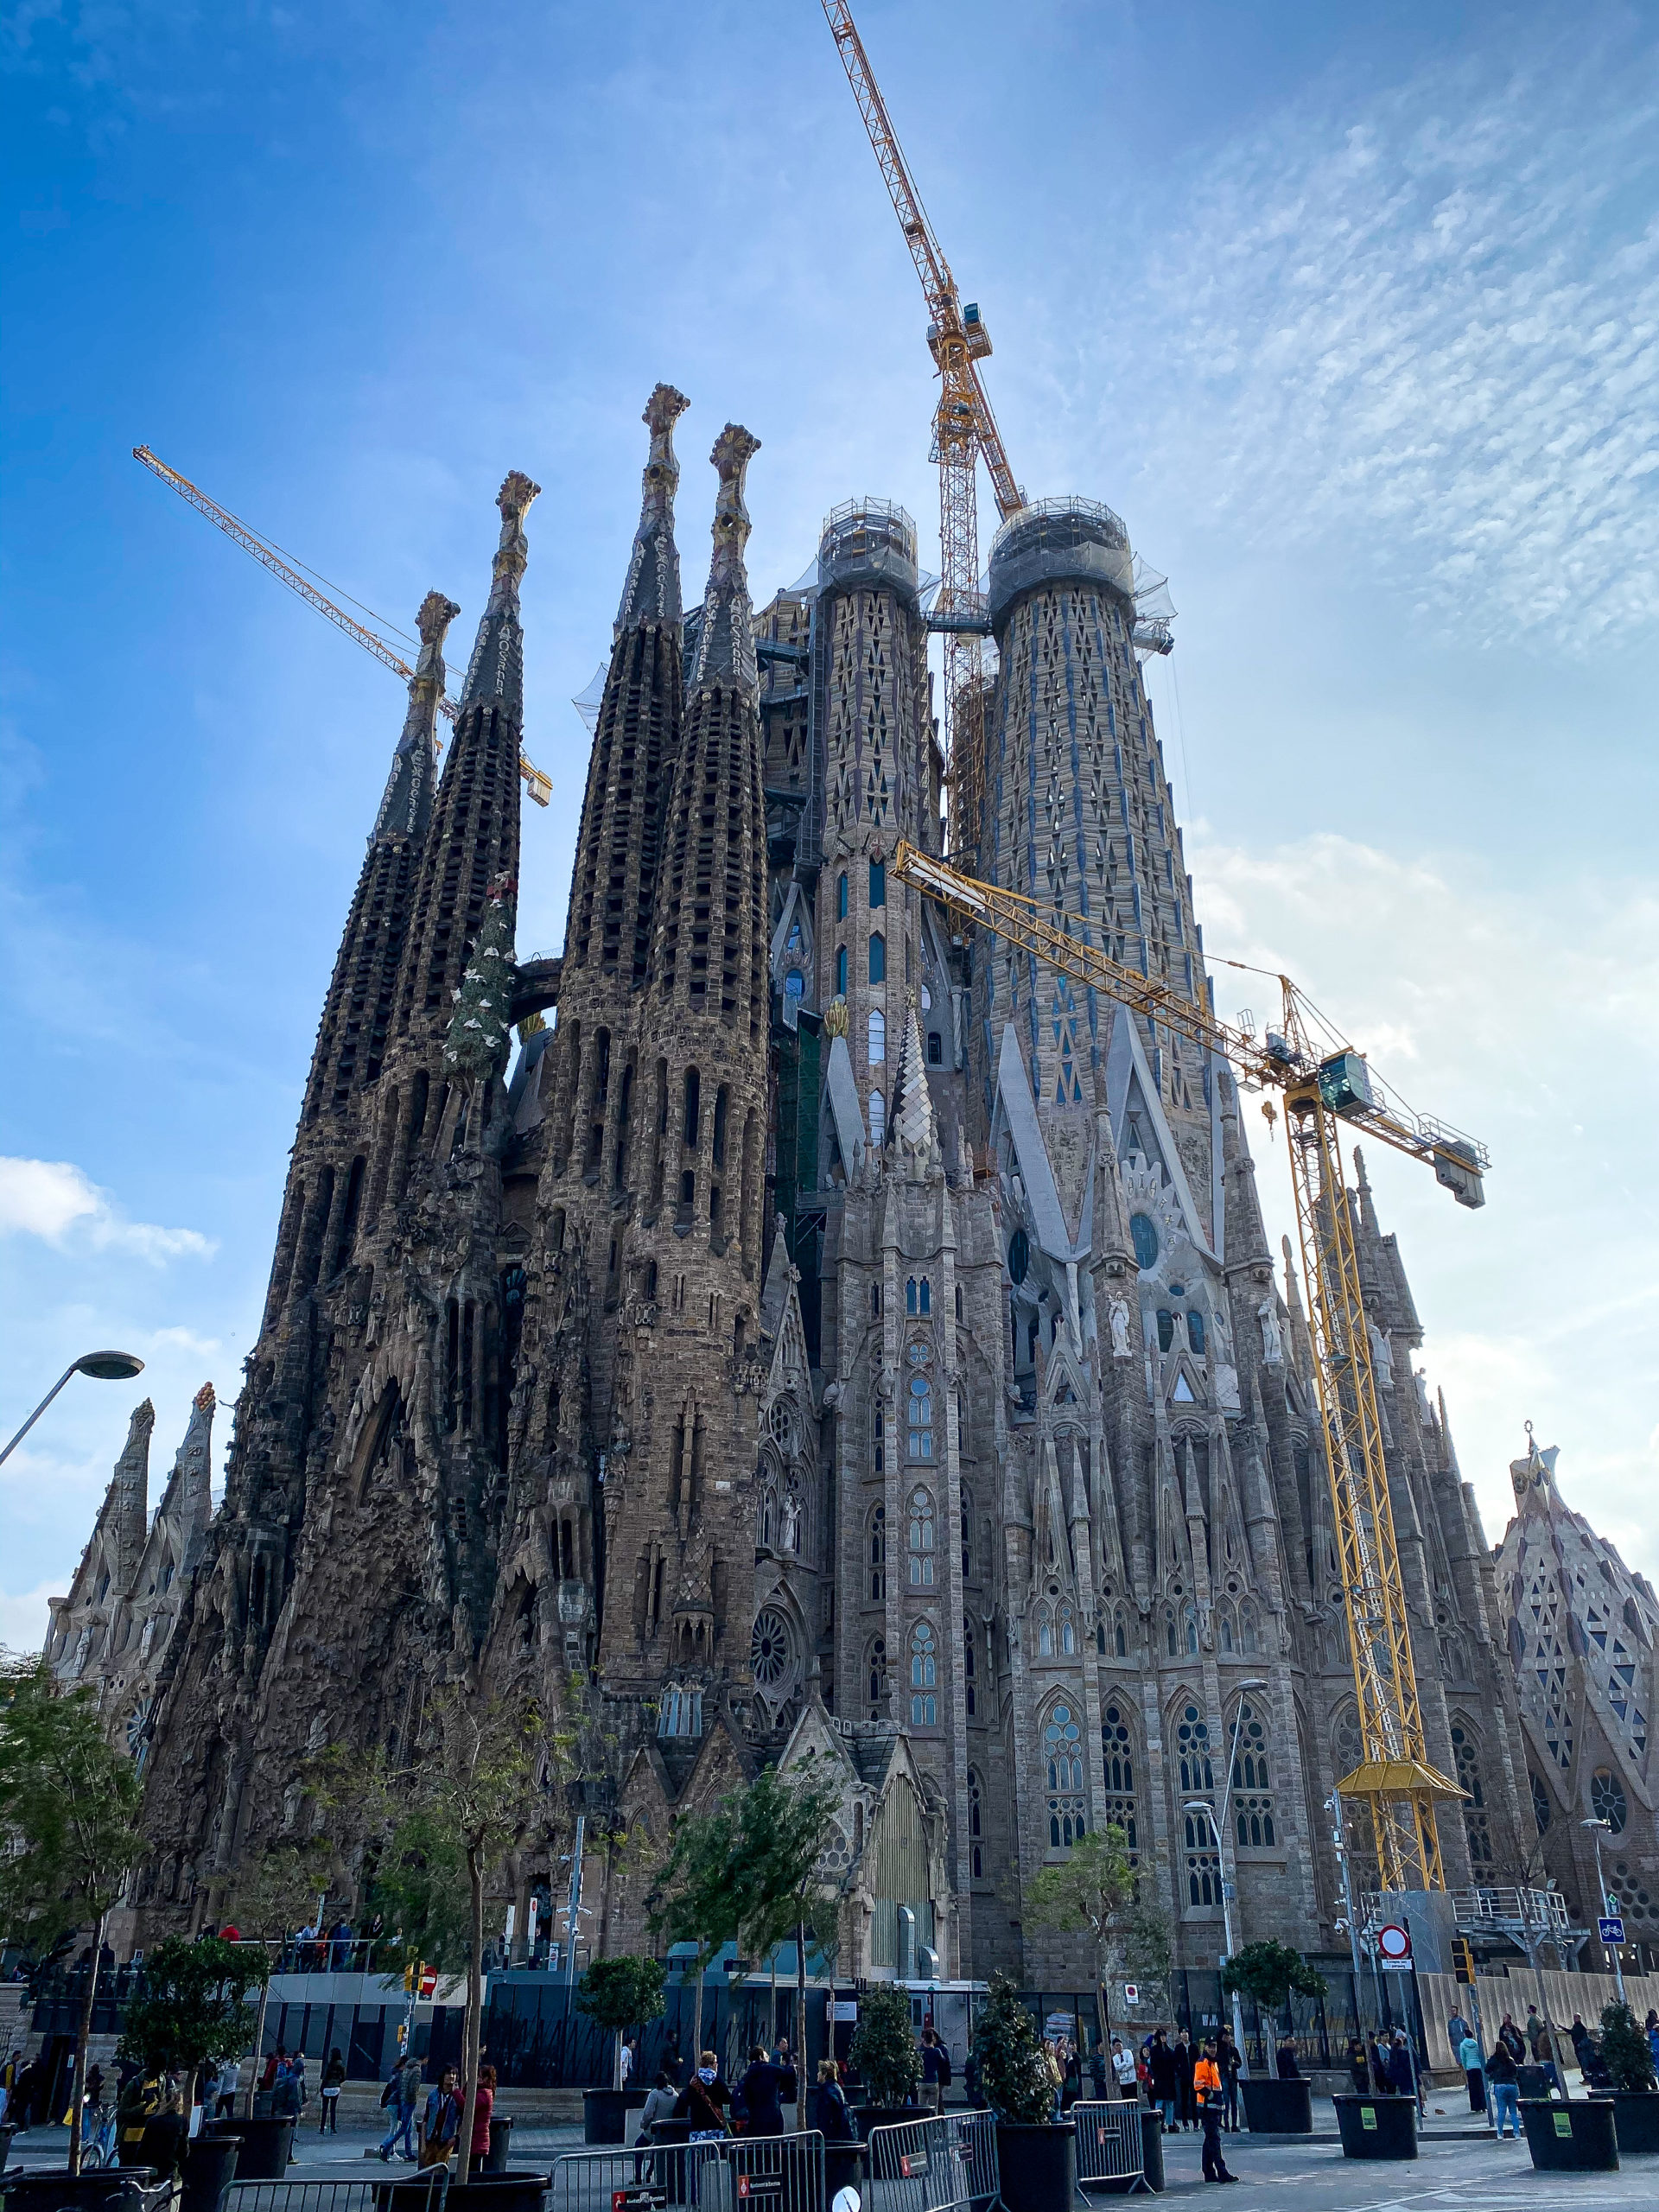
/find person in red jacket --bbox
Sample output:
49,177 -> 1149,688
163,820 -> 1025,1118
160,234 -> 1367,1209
1192,2042 -> 1236,2184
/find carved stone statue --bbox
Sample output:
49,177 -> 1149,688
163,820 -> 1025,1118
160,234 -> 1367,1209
1257,1299 -> 1284,1365
1368,1322 -> 1395,1388
1109,1294 -> 1133,1360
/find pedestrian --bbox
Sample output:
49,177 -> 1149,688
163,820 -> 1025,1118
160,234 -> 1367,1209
1525,2006 -> 1551,2063
809,2058 -> 854,2142
1174,2029 -> 1197,2128
1647,2012 -> 1659,2072
319,2048 -> 346,2133
1216,2029 -> 1241,2131
918,2026 -> 951,2115
1192,2038 -> 1236,2184
672,2050 -> 734,2138
664,2031 -> 684,2089
1497,2012 -> 1524,2061
1367,2034 -> 1391,2094
734,2046 -> 797,2138
329,1917 -> 354,1972
1457,2026 -> 1484,2113
620,2034 -> 638,2091
1039,2039 -> 1064,2119
468,2065 -> 495,2169
260,2045 -> 285,2098
639,2071 -> 680,2138
1274,2035 -> 1300,2081
1446,2008 -> 1471,2056
1484,2037 -> 1519,2138
1110,2035 -> 1138,2102
143,2085 -> 189,2185
1387,2032 -> 1420,2113
419,2067 -> 462,2169
379,2050 -> 423,2161
1569,2014 -> 1592,2069
271,2054 -> 303,2122
1345,2039 -> 1369,2096
1147,2031 -> 1178,2132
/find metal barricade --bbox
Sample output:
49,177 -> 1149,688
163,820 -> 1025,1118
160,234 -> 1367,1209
702,2131 -> 825,2212
552,2139 -> 723,2212
228,2177 -> 449,2212
1071,2101 -> 1147,2196
868,2116 -> 995,2212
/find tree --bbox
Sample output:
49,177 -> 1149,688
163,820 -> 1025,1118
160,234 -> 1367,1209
577,1955 -> 666,2089
849,1980 -> 922,2109
970,1972 -> 1052,2126
1024,1824 -> 1135,2057
353,1686 -> 571,2184
226,1840 -> 330,2114
728,1759 -> 842,2084
648,1797 -> 745,2060
118,1935 -> 269,2112
1221,1940 -> 1328,2036
1598,1999 -> 1657,2094
0,1654 -> 144,2173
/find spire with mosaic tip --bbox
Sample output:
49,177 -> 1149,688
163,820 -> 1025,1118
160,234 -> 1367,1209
689,423 -> 761,696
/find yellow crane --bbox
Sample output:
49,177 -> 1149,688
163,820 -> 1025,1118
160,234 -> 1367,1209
133,445 -> 552,807
819,2 -> 1023,855
893,838 -> 1490,1892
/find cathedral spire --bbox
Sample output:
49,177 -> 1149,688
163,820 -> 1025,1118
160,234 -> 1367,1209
890,996 -> 939,1172
374,591 -> 460,842
617,383 -> 690,632
112,1397 -> 156,1588
459,471 -> 541,721
689,425 -> 760,696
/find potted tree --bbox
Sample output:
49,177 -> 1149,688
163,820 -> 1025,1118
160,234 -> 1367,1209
849,1981 -> 923,2133
576,1956 -> 666,2143
1220,1942 -> 1324,2133
972,1973 -> 1072,2212
121,1934 -> 270,2202
1587,1999 -> 1659,2153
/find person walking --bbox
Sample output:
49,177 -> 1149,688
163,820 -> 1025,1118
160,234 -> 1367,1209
1110,2036 -> 1138,2102
919,2026 -> 951,2115
734,2047 -> 797,2138
1193,2040 -> 1236,2184
419,2068 -> 462,2169
468,2066 -> 495,2170
378,2052 -> 422,2161
1484,2037 -> 1520,2138
1174,2030 -> 1197,2129
1457,2026 -> 1484,2113
673,2051 -> 734,2138
1497,2013 -> 1525,2061
1147,2031 -> 1178,2132
318,2048 -> 346,2133
639,2072 -> 680,2138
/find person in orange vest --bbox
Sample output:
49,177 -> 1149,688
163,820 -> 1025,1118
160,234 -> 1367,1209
1192,2039 -> 1237,2184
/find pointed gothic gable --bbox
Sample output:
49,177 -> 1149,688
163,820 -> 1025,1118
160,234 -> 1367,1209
1103,1005 -> 1214,1262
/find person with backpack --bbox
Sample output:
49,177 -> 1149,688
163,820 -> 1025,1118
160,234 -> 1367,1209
378,2052 -> 422,2161
671,2051 -> 734,2139
919,2026 -> 952,2114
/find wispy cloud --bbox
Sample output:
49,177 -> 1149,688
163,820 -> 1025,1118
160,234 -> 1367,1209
1096,36 -> 1659,645
0,1155 -> 216,1262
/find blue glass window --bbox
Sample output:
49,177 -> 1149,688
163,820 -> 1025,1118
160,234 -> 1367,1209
869,933 -> 886,984
836,872 -> 849,922
836,945 -> 848,997
869,859 -> 886,908
1129,1212 -> 1160,1270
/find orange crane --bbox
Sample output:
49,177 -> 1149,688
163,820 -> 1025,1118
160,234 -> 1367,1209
893,838 -> 1490,1893
819,2 -> 1022,855
133,445 -> 552,807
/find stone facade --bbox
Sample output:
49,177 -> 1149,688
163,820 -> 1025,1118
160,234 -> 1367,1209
111,404 -> 1594,1974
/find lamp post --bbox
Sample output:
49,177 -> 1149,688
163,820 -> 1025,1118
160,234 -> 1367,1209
1582,1817 -> 1626,2004
1190,1675 -> 1269,2068
0,1350 -> 145,1465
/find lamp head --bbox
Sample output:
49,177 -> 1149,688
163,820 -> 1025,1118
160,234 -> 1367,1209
74,1351 -> 145,1382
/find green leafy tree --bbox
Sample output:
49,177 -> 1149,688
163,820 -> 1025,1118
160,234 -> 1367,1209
0,1654 -> 144,2173
728,1759 -> 842,2085
226,1840 -> 331,2113
1221,1940 -> 1328,2035
971,1971 -> 1052,2126
1599,1999 -> 1657,2093
1024,1824 -> 1135,2056
117,1935 -> 269,2112
577,1955 -> 666,2088
648,1797 -> 744,2060
849,1980 -> 922,2109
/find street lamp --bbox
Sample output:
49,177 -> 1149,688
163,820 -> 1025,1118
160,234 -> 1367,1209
1582,1817 -> 1626,2004
1186,1673 -> 1269,2069
0,1350 -> 145,1465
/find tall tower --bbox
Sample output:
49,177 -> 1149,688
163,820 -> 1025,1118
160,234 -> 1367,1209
597,425 -> 772,1723
134,475 -> 542,1926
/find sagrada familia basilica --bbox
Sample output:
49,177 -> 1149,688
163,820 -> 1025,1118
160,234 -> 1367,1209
48,391 -> 1659,1979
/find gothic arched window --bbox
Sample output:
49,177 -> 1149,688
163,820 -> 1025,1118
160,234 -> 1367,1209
1101,1701 -> 1137,1859
869,933 -> 886,984
908,1373 -> 934,1464
1037,1606 -> 1054,1656
867,1637 -> 887,1719
969,1769 -> 984,1878
1452,1719 -> 1494,1865
910,1620 -> 938,1726
868,1089 -> 885,1145
1044,1701 -> 1086,1851
1059,1604 -> 1077,1656
1177,1705 -> 1213,1794
836,871 -> 849,921
1530,1771 -> 1552,1834
1230,1699 -> 1275,1847
869,858 -> 886,908
836,945 -> 849,997
868,1504 -> 887,1601
868,1007 -> 886,1065
907,1486 -> 936,1584
964,1624 -> 976,1716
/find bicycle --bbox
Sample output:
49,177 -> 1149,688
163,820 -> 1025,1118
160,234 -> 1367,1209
79,2101 -> 118,2171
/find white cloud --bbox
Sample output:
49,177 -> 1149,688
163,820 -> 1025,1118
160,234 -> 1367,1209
1094,39 -> 1659,645
1188,827 -> 1659,1574
0,1580 -> 57,1659
0,1156 -> 216,1262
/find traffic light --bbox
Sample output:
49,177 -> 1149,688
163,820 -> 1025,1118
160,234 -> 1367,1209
1451,1937 -> 1475,1986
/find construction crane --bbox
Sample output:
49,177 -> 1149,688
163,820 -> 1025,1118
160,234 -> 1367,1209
133,445 -> 552,807
819,2 -> 1022,855
893,838 -> 1490,1893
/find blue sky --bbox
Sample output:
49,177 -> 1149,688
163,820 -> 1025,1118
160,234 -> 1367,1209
3,0 -> 1656,1646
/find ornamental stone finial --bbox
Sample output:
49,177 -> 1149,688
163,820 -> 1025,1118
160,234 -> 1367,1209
690,423 -> 761,695
618,384 -> 690,632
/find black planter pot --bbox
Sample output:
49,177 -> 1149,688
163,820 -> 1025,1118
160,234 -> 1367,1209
0,2173 -> 159,2212
1590,2089 -> 1659,2154
1137,2109 -> 1165,2193
179,2133 -> 241,2212
1333,2093 -> 1418,2161
1240,2078 -> 1313,2135
584,2089 -> 628,2145
853,2106 -> 918,2139
1521,2098 -> 1619,2171
374,2182 -> 457,2212
995,2121 -> 1077,2212
200,2115 -> 296,2180
444,2173 -> 554,2212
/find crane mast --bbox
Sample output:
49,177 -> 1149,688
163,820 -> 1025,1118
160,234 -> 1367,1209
893,839 -> 1489,1891
820,3 -> 1022,864
133,446 -> 552,807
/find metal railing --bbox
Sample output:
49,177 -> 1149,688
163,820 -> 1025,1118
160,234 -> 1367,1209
227,2176 -> 448,2212
868,2113 -> 996,2212
1071,2101 -> 1147,2195
551,2133 -> 823,2212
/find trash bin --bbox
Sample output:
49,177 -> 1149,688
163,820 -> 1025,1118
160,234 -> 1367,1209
486,2115 -> 514,2173
1137,2109 -> 1165,2193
